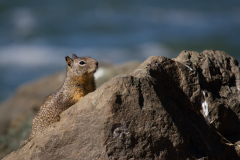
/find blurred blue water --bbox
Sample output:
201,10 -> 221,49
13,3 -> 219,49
0,0 -> 240,101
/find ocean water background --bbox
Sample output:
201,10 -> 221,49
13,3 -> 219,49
0,0 -> 240,102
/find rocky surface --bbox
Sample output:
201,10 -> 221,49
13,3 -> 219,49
0,61 -> 140,159
174,50 -> 240,143
2,50 -> 240,159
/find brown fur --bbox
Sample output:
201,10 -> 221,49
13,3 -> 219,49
28,54 -> 98,141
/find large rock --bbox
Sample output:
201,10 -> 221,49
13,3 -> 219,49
0,61 -> 140,158
3,50 -> 240,159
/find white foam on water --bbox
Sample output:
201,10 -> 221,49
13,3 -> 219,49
0,42 -> 174,67
0,45 -> 68,67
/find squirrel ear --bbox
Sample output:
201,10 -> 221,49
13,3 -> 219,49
72,54 -> 78,59
65,56 -> 73,67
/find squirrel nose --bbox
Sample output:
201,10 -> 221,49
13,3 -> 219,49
96,61 -> 98,67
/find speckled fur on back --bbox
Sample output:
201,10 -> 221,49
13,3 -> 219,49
28,54 -> 98,141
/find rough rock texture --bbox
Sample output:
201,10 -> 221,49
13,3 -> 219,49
174,50 -> 240,143
0,61 -> 140,158
3,50 -> 240,160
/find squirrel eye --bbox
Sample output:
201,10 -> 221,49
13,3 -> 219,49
79,61 -> 85,65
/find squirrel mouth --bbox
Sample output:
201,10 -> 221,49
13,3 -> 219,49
89,63 -> 98,74
90,67 -> 98,74
91,70 -> 97,73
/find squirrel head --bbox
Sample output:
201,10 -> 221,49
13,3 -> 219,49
65,54 -> 98,77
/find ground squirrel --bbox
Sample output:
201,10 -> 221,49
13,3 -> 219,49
28,54 -> 98,141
